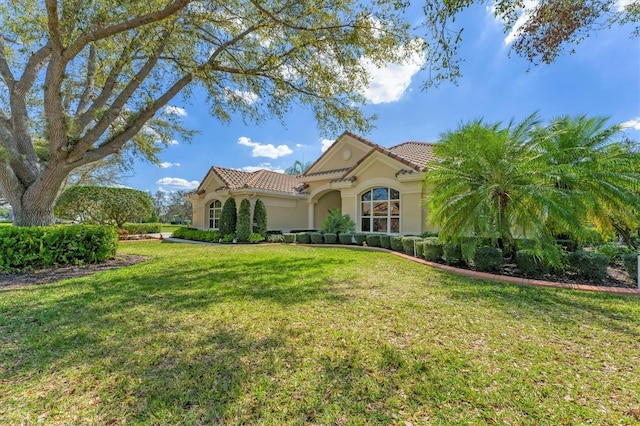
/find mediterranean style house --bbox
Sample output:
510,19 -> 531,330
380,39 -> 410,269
187,131 -> 437,235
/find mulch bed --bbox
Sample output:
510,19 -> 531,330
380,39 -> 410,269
0,255 -> 149,290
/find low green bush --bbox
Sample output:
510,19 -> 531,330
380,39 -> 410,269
365,234 -> 381,247
423,237 -> 443,262
567,250 -> 608,281
222,233 -> 235,243
420,231 -> 439,238
443,243 -> 464,266
379,234 -> 391,249
415,241 -> 426,259
595,243 -> 632,266
622,253 -> 638,282
283,233 -> 296,243
172,227 -> 220,242
390,236 -> 403,252
310,232 -> 324,244
248,233 -> 265,243
354,233 -> 367,246
0,225 -> 118,271
339,233 -> 354,245
401,236 -> 423,256
122,222 -> 162,234
324,233 -> 337,244
296,233 -> 311,244
267,234 -> 284,243
473,246 -> 503,273
515,250 -> 549,277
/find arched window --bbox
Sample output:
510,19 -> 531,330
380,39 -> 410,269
360,187 -> 400,233
208,200 -> 222,229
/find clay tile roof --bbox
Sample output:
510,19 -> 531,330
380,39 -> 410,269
303,167 -> 351,178
212,166 -> 300,194
387,142 -> 436,170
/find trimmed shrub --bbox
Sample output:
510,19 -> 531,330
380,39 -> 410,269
354,233 -> 367,246
443,243 -> 463,266
365,234 -> 381,247
596,243 -> 631,266
402,236 -> 423,256
567,250 -> 608,281
283,233 -> 296,243
222,233 -> 235,243
296,232 -> 311,244
324,233 -> 337,244
248,233 -> 265,243
420,231 -> 439,238
390,236 -> 403,252
219,198 -> 237,236
339,233 -> 354,245
252,199 -> 267,237
379,234 -> 391,249
423,237 -> 443,262
122,222 -> 162,235
473,246 -> 503,273
622,253 -> 639,282
236,198 -> 252,243
266,234 -> 284,243
516,250 -> 549,277
0,225 -> 118,271
415,241 -> 426,259
310,232 -> 324,244
172,227 -> 220,242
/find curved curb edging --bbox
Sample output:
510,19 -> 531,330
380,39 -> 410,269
164,238 -> 640,296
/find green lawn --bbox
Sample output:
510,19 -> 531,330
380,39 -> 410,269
160,223 -> 186,233
1,242 -> 639,424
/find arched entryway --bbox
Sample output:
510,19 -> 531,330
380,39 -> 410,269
314,190 -> 341,229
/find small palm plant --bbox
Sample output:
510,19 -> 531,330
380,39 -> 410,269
321,208 -> 355,235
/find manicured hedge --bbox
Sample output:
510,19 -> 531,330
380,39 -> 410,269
474,246 -> 503,273
339,233 -> 354,245
443,243 -> 463,266
390,236 -> 403,252
283,233 -> 296,243
423,237 -> 443,262
354,233 -> 367,246
365,234 -> 381,247
415,240 -> 426,259
296,232 -> 311,244
0,225 -> 118,271
567,250 -> 608,281
172,227 -> 221,242
401,236 -> 423,256
379,234 -> 391,249
122,222 -> 162,234
324,233 -> 337,244
516,250 -> 549,277
310,232 -> 324,244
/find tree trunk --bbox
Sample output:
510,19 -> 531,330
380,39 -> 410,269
12,199 -> 55,226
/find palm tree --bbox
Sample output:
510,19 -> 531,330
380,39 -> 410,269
285,160 -> 312,175
536,115 -> 640,247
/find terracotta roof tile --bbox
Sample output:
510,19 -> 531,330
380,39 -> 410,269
388,142 -> 436,170
212,166 -> 300,194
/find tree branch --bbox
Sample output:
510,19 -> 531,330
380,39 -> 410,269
0,35 -> 15,85
14,43 -> 52,96
77,74 -> 193,166
76,44 -> 97,115
45,0 -> 64,52
64,0 -> 191,61
70,32 -> 172,160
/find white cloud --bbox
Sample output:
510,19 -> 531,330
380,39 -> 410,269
238,136 -> 293,159
616,0 -> 635,12
295,143 -> 307,148
320,139 -> 335,152
239,163 -> 285,173
164,105 -> 187,116
360,41 -> 425,104
225,88 -> 259,105
621,117 -> 640,130
159,162 -> 181,168
155,177 -> 200,190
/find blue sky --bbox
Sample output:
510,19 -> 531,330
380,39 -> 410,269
124,3 -> 640,194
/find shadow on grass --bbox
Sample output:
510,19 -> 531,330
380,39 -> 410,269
435,272 -> 640,337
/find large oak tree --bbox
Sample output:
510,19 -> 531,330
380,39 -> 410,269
0,0 -> 417,226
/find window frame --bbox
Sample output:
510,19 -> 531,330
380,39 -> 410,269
360,187 -> 400,233
208,200 -> 222,229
